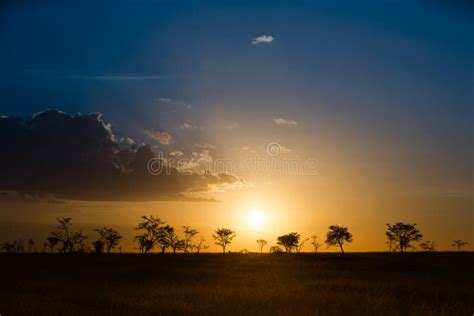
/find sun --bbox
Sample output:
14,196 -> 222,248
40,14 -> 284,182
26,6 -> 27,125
247,207 -> 267,229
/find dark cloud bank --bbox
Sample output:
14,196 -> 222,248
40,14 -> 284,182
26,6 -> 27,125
0,109 -> 238,201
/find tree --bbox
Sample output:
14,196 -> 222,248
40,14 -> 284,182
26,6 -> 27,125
46,236 -> 60,253
161,226 -> 185,253
92,239 -> 105,253
70,230 -> 88,253
192,236 -> 209,253
134,215 -> 166,254
27,239 -> 36,253
48,218 -> 87,253
212,228 -> 236,253
325,225 -> 353,254
419,240 -> 436,252
2,241 -> 16,253
277,232 -> 300,253
451,240 -> 468,251
311,235 -> 322,253
270,246 -> 284,253
157,225 -> 175,253
385,223 -> 422,253
49,217 -> 73,253
256,239 -> 268,253
94,227 -> 122,253
183,226 -> 199,253
297,237 -> 310,253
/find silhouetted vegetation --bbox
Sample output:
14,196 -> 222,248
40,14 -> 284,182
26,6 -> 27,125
256,239 -> 267,253
94,227 -> 122,253
213,228 -> 236,253
325,225 -> 353,254
48,218 -> 88,253
452,239 -> 468,251
311,235 -> 322,253
183,226 -> 199,253
277,232 -> 300,253
1,217 -> 471,255
385,223 -> 423,253
419,240 -> 436,252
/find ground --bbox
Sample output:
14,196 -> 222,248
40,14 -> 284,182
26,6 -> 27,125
0,253 -> 472,315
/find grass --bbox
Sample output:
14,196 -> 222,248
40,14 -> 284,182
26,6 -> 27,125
0,253 -> 472,315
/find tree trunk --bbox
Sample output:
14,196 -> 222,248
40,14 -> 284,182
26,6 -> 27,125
339,243 -> 344,254
222,245 -> 226,253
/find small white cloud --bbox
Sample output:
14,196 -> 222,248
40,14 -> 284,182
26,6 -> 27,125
156,97 -> 171,102
280,146 -> 292,154
252,35 -> 274,45
273,118 -> 298,127
118,137 -> 136,148
225,122 -> 237,131
169,150 -> 184,157
195,143 -> 216,150
144,128 -> 173,145
181,121 -> 197,129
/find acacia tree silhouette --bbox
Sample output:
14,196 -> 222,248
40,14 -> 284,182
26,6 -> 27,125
311,235 -> 322,253
419,240 -> 436,252
94,227 -> 122,253
162,227 -> 185,253
213,228 -> 236,253
451,240 -> 468,251
277,232 -> 300,253
297,237 -> 310,253
325,225 -> 353,254
92,239 -> 105,253
48,218 -> 87,253
183,226 -> 199,253
385,223 -> 422,253
46,236 -> 60,253
256,239 -> 268,253
134,215 -> 165,254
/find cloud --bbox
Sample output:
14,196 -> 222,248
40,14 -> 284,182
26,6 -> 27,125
273,118 -> 298,127
144,128 -> 173,145
169,151 -> 184,157
63,74 -> 174,80
181,121 -> 197,129
195,143 -> 216,150
252,35 -> 274,44
156,97 -> 171,102
280,146 -> 292,154
0,109 -> 241,201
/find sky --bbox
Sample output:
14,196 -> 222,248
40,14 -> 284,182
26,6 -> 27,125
0,0 -> 472,252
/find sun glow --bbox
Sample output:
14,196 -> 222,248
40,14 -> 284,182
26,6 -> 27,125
247,207 -> 267,229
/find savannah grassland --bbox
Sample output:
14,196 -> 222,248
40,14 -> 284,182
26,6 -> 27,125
0,253 -> 472,315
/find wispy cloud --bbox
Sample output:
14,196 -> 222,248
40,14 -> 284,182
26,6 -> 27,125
169,151 -> 184,157
252,35 -> 274,44
195,143 -> 216,150
64,74 -> 174,80
156,97 -> 171,102
181,121 -> 198,129
273,118 -> 298,127
144,128 -> 173,145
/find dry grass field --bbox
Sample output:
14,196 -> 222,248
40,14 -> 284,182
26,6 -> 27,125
1,253 -> 473,315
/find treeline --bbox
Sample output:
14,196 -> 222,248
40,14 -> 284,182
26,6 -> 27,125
1,216 -> 470,254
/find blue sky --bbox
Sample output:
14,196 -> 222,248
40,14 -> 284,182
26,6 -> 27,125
1,0 -> 472,175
